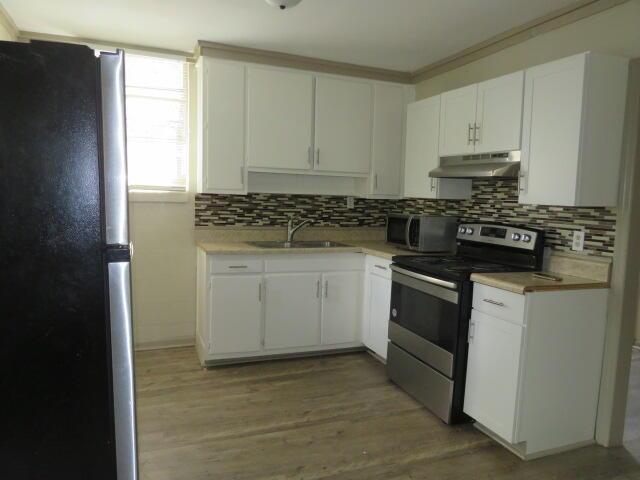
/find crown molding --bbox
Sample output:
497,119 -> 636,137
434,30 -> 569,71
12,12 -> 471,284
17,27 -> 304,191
195,40 -> 413,84
410,0 -> 631,83
0,3 -> 19,40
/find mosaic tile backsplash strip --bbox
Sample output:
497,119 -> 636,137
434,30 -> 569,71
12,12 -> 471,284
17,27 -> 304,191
195,179 -> 616,257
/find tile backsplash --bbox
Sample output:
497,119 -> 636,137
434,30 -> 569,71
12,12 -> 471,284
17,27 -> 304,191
195,179 -> 616,257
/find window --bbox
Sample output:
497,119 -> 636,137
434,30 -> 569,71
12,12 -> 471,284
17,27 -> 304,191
125,54 -> 188,191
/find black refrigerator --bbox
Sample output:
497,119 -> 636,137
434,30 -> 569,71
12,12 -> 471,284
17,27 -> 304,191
0,41 -> 138,479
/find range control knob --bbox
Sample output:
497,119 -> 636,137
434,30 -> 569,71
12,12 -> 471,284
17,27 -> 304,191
458,226 -> 466,234
511,233 -> 521,241
466,227 -> 474,235
522,234 -> 532,243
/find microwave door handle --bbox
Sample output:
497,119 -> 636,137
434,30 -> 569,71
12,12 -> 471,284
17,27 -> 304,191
405,215 -> 414,249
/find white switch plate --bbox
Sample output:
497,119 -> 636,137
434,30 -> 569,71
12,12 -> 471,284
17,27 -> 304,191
572,230 -> 585,251
346,197 -> 355,209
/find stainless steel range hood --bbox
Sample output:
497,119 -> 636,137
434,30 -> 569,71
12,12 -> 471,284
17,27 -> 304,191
429,151 -> 520,178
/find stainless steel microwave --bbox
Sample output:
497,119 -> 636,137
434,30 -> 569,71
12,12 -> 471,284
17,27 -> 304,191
386,214 -> 458,252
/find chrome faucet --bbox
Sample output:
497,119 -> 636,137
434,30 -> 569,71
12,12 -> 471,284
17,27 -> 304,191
287,217 -> 312,242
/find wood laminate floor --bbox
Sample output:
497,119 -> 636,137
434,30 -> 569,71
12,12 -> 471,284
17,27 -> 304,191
135,347 -> 640,479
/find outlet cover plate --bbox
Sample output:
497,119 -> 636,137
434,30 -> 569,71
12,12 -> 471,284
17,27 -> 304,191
572,230 -> 585,251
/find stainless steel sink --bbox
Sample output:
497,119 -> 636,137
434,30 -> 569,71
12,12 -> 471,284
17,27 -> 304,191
248,240 -> 349,249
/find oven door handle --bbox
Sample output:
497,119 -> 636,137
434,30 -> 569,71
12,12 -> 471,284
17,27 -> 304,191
390,265 -> 458,290
405,215 -> 415,249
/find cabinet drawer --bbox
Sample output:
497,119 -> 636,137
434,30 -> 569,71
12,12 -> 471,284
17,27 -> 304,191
472,283 -> 526,324
210,257 -> 263,274
366,255 -> 392,280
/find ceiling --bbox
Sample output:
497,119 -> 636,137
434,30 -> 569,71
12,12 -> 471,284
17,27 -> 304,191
3,0 -> 581,71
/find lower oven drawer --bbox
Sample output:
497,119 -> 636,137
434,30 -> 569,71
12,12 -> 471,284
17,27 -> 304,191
387,342 -> 454,423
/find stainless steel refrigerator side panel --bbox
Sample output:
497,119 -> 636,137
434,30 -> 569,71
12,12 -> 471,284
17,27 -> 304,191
101,50 -> 129,246
108,262 -> 138,480
101,50 -> 138,480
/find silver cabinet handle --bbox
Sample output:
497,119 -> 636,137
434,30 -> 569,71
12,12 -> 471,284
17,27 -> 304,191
324,280 -> 328,298
374,264 -> 387,271
316,279 -> 320,298
518,172 -> 526,192
430,177 -> 436,191
467,123 -> 473,145
258,282 -> 262,302
483,298 -> 505,307
228,265 -> 248,269
315,147 -> 320,165
468,320 -> 475,343
474,123 -> 481,144
240,165 -> 244,185
374,173 -> 378,190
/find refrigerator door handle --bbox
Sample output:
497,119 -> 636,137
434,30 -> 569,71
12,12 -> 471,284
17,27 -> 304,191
108,261 -> 138,480
101,49 -> 129,246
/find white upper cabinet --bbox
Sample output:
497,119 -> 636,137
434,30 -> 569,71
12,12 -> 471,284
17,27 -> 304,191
439,84 -> 478,157
314,76 -> 373,175
246,67 -> 314,171
475,71 -> 524,154
439,72 -> 524,157
196,57 -> 247,194
404,96 -> 471,199
519,52 -> 628,206
369,83 -> 406,197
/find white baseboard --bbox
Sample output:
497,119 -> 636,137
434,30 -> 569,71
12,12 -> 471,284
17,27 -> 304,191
135,337 -> 195,351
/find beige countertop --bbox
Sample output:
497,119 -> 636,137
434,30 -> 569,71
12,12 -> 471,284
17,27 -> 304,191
470,271 -> 610,295
197,240 -> 419,260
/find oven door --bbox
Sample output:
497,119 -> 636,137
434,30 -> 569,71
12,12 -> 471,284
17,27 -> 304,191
389,266 -> 460,378
386,215 -> 411,248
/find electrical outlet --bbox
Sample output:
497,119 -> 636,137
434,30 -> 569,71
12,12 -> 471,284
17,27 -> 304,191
346,197 -> 355,209
572,230 -> 585,252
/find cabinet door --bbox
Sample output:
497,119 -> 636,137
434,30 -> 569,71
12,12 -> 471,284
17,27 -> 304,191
371,83 -> 405,196
519,55 -> 585,206
404,96 -> 472,200
404,96 -> 440,199
321,272 -> 361,345
246,67 -> 314,170
464,310 -> 524,442
439,84 -> 477,157
198,58 -> 246,193
367,273 -> 392,359
210,275 -> 262,354
264,273 -> 321,349
475,71 -> 524,154
314,77 -> 373,174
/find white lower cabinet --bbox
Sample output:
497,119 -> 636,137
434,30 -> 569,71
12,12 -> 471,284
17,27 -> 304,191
196,253 -> 365,365
464,283 -> 609,459
321,272 -> 362,345
362,255 -> 392,360
209,275 -> 263,354
464,310 -> 523,442
264,273 -> 321,349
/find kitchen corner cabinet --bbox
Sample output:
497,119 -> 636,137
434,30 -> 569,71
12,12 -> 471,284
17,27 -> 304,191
196,252 -> 364,365
519,52 -> 629,207
438,71 -> 524,157
404,96 -> 471,199
464,283 -> 609,458
362,255 -> 393,360
314,76 -> 373,175
196,57 -> 247,194
367,83 -> 408,198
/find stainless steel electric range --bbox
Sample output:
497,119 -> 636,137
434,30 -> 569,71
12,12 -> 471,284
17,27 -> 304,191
386,223 -> 545,424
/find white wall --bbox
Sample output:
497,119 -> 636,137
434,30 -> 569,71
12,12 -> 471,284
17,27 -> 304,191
129,63 -> 198,349
0,23 -> 11,40
415,0 -> 640,99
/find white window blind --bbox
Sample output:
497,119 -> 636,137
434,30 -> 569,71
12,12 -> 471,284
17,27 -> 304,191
125,54 -> 188,191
